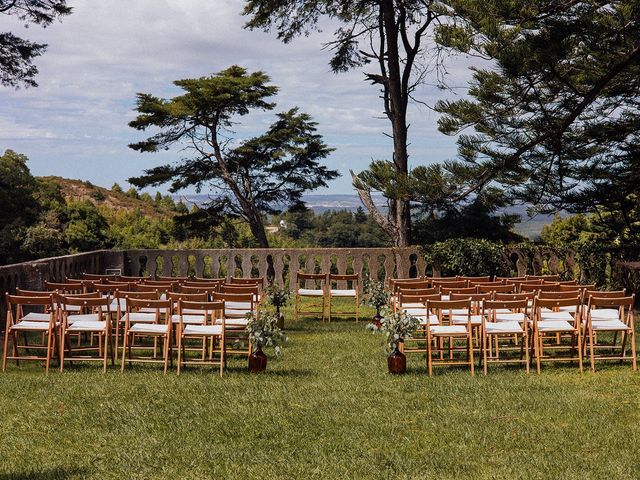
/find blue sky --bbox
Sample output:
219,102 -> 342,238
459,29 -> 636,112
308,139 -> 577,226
1,0 -> 475,195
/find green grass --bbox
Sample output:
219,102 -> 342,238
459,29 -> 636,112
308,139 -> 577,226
0,304 -> 639,479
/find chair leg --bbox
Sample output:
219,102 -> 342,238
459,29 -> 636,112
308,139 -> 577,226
482,331 -> 488,376
630,330 -> 637,371
588,326 -> 596,373
121,331 -> 128,372
2,324 -> 10,372
60,330 -> 67,372
576,329 -> 583,373
524,330 -> 530,374
163,335 -> 170,374
468,333 -> 474,376
177,332 -> 183,375
535,331 -> 542,374
45,328 -> 53,374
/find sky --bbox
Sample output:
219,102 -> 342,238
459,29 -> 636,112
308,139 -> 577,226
1,0 -> 476,195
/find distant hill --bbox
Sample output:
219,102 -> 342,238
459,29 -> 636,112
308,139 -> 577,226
40,176 -> 174,218
177,193 -> 555,239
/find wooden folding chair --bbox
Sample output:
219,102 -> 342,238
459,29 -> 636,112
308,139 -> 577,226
182,280 -> 223,289
431,279 -> 468,290
583,295 -> 636,372
176,300 -> 225,376
121,297 -> 172,373
229,277 -> 265,288
531,296 -> 583,373
156,275 -> 188,282
220,284 -> 262,306
394,292 -> 441,354
449,292 -> 492,348
527,275 -> 560,282
3,294 -> 58,373
82,272 -> 119,282
477,283 -> 516,294
114,291 -> 158,355
211,292 -> 255,358
481,299 -> 530,374
457,275 -> 491,283
59,295 -> 113,372
390,280 -> 431,308
425,298 -> 475,376
294,272 -> 327,321
328,273 -> 359,322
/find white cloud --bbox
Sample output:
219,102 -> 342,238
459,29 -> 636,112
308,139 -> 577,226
0,0 -> 477,193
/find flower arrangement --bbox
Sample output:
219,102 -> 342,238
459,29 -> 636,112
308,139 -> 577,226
246,311 -> 288,357
267,284 -> 290,314
367,307 -> 420,353
363,278 -> 389,311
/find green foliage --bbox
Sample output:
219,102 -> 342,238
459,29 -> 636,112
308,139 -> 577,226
110,182 -> 123,193
367,307 -> 421,352
246,311 -> 288,356
266,284 -> 290,311
62,200 -> 110,252
0,1 -> 72,88
423,238 -> 507,277
128,65 -> 338,247
280,207 -> 390,247
436,1 -> 640,245
362,279 -> 389,310
540,214 -> 602,246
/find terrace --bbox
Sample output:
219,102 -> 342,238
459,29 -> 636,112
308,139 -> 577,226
0,248 -> 639,479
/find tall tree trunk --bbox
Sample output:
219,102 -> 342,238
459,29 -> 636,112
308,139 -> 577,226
246,210 -> 270,248
382,0 -> 411,247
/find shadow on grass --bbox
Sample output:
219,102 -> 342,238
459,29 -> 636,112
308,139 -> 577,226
0,467 -> 88,480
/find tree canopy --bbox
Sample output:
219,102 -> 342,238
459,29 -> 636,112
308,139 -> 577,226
436,0 -> 640,244
244,0 -> 448,246
0,0 -> 71,88
128,65 -> 339,248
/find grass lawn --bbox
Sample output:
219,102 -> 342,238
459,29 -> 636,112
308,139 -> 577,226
0,304 -> 639,479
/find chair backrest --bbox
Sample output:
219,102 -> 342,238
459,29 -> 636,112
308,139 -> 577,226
16,288 -> 55,297
116,290 -> 158,301
296,272 -> 326,289
44,281 -> 84,294
118,275 -> 150,282
587,295 -> 634,312
125,297 -> 173,322
229,277 -> 265,287
554,279 -> 577,285
393,280 -> 431,293
470,280 -> 504,287
494,292 -> 533,302
495,276 -> 527,283
427,298 -> 472,322
477,284 -> 515,294
533,296 -> 581,314
82,272 -> 118,281
527,274 -> 560,281
220,284 -> 259,295
519,282 -> 559,293
457,275 -> 491,282
59,295 -> 110,309
560,283 -> 596,292
329,273 -> 359,290
441,286 -> 477,295
94,282 -> 137,295
537,290 -> 581,300
388,277 -> 424,289
167,292 -> 208,308
179,285 -> 217,295
397,286 -> 438,298
156,275 -> 188,282
177,300 -> 225,325
211,292 -> 255,317
5,293 -> 55,325
585,289 -> 626,299
190,277 -> 227,283
483,299 -> 529,321
431,279 -> 468,289
397,292 -> 441,306
136,284 -> 172,294
142,279 -> 181,287
182,280 -> 222,289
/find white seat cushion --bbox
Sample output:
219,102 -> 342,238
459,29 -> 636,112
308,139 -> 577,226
591,320 -> 629,331
399,302 -> 427,309
67,320 -> 107,332
171,314 -> 206,325
417,314 -> 440,326
182,325 -> 223,336
494,312 -> 527,323
225,301 -> 252,310
298,288 -> 324,296
449,308 -> 470,316
540,311 -> 574,321
486,321 -> 524,334
56,304 -> 81,312
21,312 -> 52,322
66,313 -> 101,324
129,323 -> 169,334
537,320 -> 574,332
121,312 -> 157,323
430,325 -> 468,335
111,299 -> 127,310
12,321 -> 54,331
217,318 -> 249,327
451,314 -> 484,325
584,308 -> 620,321
330,289 -> 356,297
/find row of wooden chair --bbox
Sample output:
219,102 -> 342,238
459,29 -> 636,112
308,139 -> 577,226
2,285 -> 260,375
294,273 -> 359,322
392,287 -> 635,375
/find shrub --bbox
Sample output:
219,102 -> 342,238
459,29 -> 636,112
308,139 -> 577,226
422,238 -> 508,277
